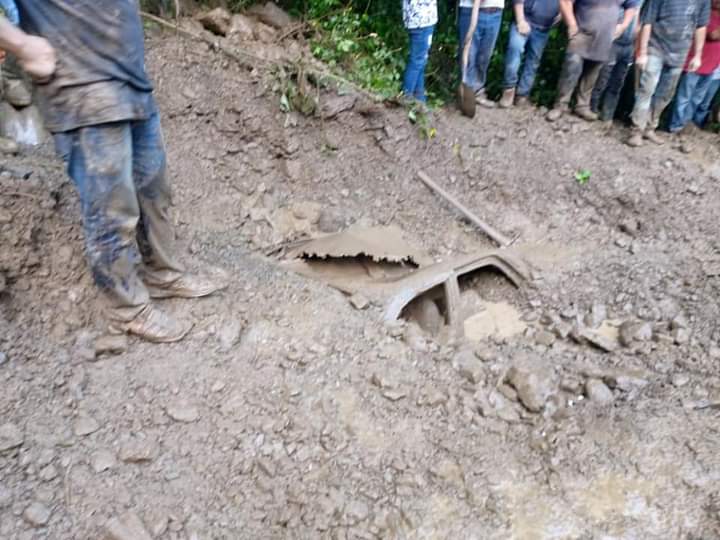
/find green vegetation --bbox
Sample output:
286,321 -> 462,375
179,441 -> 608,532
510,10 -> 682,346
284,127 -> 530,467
574,169 -> 592,185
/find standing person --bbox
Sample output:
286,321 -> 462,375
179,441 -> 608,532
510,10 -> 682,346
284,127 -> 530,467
546,0 -> 641,122
628,0 -> 711,146
590,3 -> 642,122
0,2 -> 226,343
458,0 -> 505,108
499,0 -> 561,108
402,0 -> 438,104
668,0 -> 720,133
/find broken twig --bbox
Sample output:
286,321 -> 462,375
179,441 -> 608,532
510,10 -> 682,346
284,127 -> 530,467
416,171 -> 512,247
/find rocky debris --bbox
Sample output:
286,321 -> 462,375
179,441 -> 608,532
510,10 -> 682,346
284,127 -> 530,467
507,364 -> 556,412
23,501 -> 51,527
349,294 -> 370,310
91,449 -> 117,473
405,297 -> 443,335
585,379 -> 614,405
454,349 -> 484,384
477,390 -> 521,423
619,320 -> 653,347
228,14 -> 255,40
0,136 -> 19,155
671,373 -> 690,387
430,459 -> 464,488
672,327 -> 690,345
0,422 -> 23,452
73,414 -> 100,437
572,326 -> 617,352
320,94 -> 358,120
218,320 -> 242,351
38,464 -> 58,482
197,7 -> 232,36
584,303 -> 607,329
118,437 -> 158,463
247,2 -> 293,29
103,511 -> 153,540
534,330 -> 556,347
94,335 -> 128,356
619,217 -> 641,236
381,389 -> 407,402
0,484 -> 12,508
166,402 -> 200,423
253,22 -> 277,43
600,369 -> 650,392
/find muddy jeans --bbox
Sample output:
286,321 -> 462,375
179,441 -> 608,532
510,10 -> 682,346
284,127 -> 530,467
555,51 -> 604,112
54,107 -> 184,321
590,41 -> 634,121
630,54 -> 683,131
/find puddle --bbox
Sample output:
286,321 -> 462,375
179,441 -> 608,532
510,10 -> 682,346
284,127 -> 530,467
464,301 -> 527,341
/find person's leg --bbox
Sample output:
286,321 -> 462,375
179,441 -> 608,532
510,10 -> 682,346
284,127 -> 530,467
691,75 -> 719,127
599,45 -> 633,121
548,51 -> 584,120
668,72 -> 699,132
575,59 -> 604,118
458,7 -> 481,93
131,105 -> 225,299
648,64 -> 683,132
516,27 -> 550,97
474,9 -> 503,99
412,25 -> 435,102
403,27 -> 426,99
54,123 -> 151,318
630,54 -> 664,135
502,23 -> 528,90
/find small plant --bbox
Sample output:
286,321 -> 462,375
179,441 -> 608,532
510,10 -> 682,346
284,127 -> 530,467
575,169 -> 592,185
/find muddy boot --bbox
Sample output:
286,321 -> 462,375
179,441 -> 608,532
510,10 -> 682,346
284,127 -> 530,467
626,130 -> 644,147
475,90 -> 496,109
0,136 -> 19,155
546,106 -> 566,122
643,129 -> 664,146
514,95 -> 530,108
3,79 -> 32,108
574,107 -> 598,122
144,272 -> 228,299
110,304 -> 193,343
498,88 -> 515,109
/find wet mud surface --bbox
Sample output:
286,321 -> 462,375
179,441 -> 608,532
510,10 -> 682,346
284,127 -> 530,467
1,27 -> 720,539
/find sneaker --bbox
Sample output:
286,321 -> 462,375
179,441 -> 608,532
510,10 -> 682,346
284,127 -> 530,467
574,108 -> 598,122
145,272 -> 228,299
643,130 -> 664,145
627,132 -> 644,147
514,95 -> 530,108
109,304 -> 193,343
475,91 -> 496,109
546,107 -> 566,122
3,79 -> 32,107
498,88 -> 515,109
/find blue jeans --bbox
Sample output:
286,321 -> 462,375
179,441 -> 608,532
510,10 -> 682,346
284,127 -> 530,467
630,54 -> 683,131
458,8 -> 503,93
502,23 -> 551,97
403,25 -> 435,102
591,42 -> 634,121
54,104 -> 184,317
669,72 -> 720,132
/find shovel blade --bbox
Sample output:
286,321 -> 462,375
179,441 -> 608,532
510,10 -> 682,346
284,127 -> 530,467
458,83 -> 476,118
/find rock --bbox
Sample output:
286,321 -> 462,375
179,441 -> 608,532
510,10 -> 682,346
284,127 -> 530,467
405,297 -> 443,335
584,303 -> 607,329
0,484 -> 12,508
403,322 -> 429,353
38,464 -> 58,482
218,320 -> 242,351
573,326 -> 618,352
618,320 -> 653,347
119,437 -> 158,463
0,136 -> 19,155
23,502 -> 51,527
0,422 -> 23,452
657,298 -> 681,320
320,94 -> 358,120
671,314 -> 689,330
253,22 -> 277,43
602,370 -> 650,392
431,459 -> 464,488
534,330 -> 556,347
619,217 -> 640,236
673,327 -> 690,345
103,511 -> 153,540
145,509 -> 169,538
346,500 -> 370,525
197,7 -> 232,36
349,294 -> 370,310
248,2 -> 293,29
454,349 -> 484,384
94,335 -> 128,356
228,14 -> 255,40
507,364 -> 556,413
0,352 -> 7,366
91,449 -> 117,473
671,374 -> 690,387
381,389 -> 407,402
166,402 -> 199,423
73,414 -> 100,437
585,379 -> 614,404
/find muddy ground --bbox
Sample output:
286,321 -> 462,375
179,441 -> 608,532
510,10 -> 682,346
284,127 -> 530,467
2,25 -> 720,540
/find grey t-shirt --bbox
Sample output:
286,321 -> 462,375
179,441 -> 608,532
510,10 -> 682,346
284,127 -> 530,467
16,0 -> 155,132
642,0 -> 711,67
570,0 -> 642,61
514,0 -> 560,32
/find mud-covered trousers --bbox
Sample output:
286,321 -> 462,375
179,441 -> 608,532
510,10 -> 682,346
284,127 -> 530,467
54,107 -> 184,322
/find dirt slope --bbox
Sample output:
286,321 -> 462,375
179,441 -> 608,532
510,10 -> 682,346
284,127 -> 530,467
1,27 -> 720,539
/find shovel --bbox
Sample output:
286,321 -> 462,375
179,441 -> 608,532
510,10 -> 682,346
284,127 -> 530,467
458,0 -> 482,117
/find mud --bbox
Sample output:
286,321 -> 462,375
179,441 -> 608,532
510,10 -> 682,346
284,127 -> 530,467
1,24 -> 720,539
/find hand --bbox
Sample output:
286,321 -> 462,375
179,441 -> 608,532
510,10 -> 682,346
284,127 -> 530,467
517,19 -> 531,36
568,24 -> 579,38
613,23 -> 624,40
688,55 -> 702,72
0,49 -> 5,64
635,54 -> 648,70
17,35 -> 56,82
